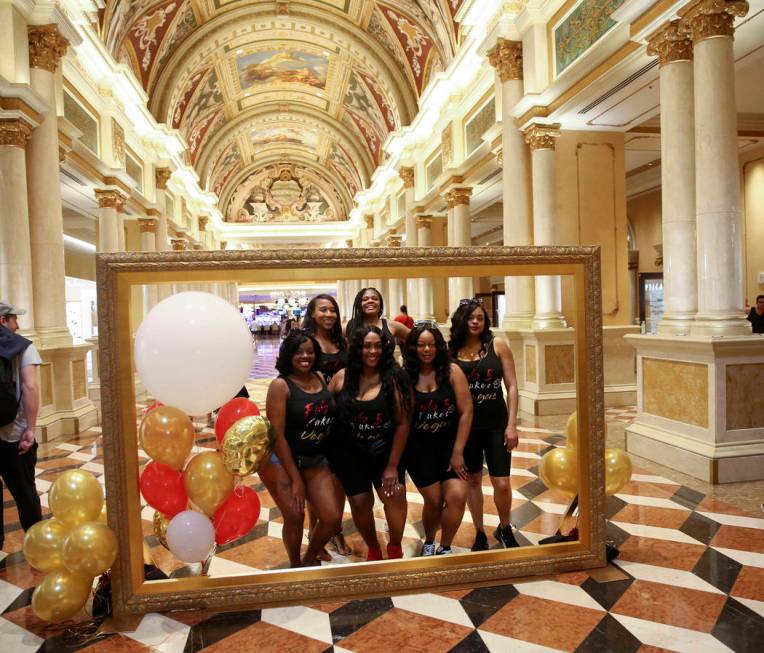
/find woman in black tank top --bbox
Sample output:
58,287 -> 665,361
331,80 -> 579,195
301,293 -> 351,557
329,326 -> 412,561
449,300 -> 521,551
403,326 -> 473,556
344,287 -> 410,346
260,330 -> 341,567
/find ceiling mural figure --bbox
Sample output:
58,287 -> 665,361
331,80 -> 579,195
100,0 -> 462,209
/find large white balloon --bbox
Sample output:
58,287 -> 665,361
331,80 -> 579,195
166,510 -> 216,563
135,292 -> 253,415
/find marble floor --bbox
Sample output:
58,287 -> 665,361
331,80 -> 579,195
1,339 -> 762,651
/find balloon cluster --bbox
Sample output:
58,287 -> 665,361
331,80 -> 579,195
23,470 -> 116,623
539,412 -> 633,496
138,399 -> 273,562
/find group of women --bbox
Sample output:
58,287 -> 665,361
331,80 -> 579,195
259,287 -> 520,567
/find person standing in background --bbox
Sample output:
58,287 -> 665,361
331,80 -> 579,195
745,295 -> 764,333
394,305 -> 415,330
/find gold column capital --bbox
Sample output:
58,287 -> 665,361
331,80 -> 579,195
170,238 -> 187,251
94,189 -> 125,211
220,241 -> 228,250
524,123 -> 561,151
138,218 -> 158,234
155,167 -> 172,190
487,38 -> 523,82
0,119 -> 33,148
416,215 -> 433,229
398,166 -> 415,188
28,25 -> 69,72
345,239 -> 354,248
198,216 -> 208,232
363,214 -> 374,228
679,0 -> 749,43
445,188 -> 472,209
647,20 -> 693,64
385,234 -> 402,247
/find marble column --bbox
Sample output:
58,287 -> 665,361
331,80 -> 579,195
647,22 -> 697,335
170,238 -> 188,295
362,214 -> 373,248
525,124 -> 566,329
139,218 -> 158,312
446,188 -> 474,312
399,166 -> 420,317
488,38 -> 534,329
416,216 -> 435,320
0,119 -> 36,332
94,190 -> 123,253
385,234 -> 404,316
26,24 -> 70,347
682,0 -> 750,335
155,167 -> 171,252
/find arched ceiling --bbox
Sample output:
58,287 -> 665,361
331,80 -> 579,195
101,0 -> 465,223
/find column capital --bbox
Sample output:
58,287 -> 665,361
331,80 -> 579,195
170,238 -> 187,251
94,189 -> 125,210
647,20 -> 693,64
138,218 -> 158,234
28,25 -> 69,72
385,234 -> 402,247
416,215 -> 432,229
198,216 -> 208,232
363,214 -> 374,228
155,167 -> 172,190
487,38 -> 523,82
398,166 -> 415,188
679,0 -> 748,43
524,123 -> 561,151
220,241 -> 228,250
0,119 -> 33,148
445,188 -> 472,209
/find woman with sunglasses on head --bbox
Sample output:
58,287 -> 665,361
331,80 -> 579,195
449,299 -> 520,550
301,294 -> 352,557
328,326 -> 412,560
403,326 -> 472,556
345,287 -> 410,345
260,329 -> 341,567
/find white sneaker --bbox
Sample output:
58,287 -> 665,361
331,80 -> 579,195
420,542 -> 437,556
436,546 -> 453,555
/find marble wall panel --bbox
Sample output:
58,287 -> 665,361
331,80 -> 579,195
726,363 -> 764,430
643,358 -> 708,428
526,344 -> 537,383
545,344 -> 575,384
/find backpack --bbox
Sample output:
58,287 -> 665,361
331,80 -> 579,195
0,354 -> 19,426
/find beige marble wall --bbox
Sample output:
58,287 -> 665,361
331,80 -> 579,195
643,358 -> 708,428
525,344 -> 537,383
40,363 -> 53,408
545,344 -> 575,384
726,363 -> 764,430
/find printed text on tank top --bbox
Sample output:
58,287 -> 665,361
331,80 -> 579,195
457,341 -> 506,410
413,386 -> 456,435
346,380 -> 393,445
284,376 -> 335,447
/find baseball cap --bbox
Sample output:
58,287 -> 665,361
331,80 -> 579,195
0,302 -> 27,317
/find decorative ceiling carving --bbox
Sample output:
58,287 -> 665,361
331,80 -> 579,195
101,0 -> 463,217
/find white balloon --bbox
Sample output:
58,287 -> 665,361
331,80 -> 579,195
166,510 -> 215,563
135,292 -> 253,415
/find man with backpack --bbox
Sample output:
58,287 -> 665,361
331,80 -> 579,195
0,301 -> 43,550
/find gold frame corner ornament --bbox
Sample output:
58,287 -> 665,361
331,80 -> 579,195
97,246 -> 606,615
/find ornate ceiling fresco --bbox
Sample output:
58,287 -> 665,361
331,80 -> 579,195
101,0 -> 464,223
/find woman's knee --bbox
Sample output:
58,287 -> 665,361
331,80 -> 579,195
491,476 -> 510,493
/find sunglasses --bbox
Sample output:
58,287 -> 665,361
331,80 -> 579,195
459,298 -> 484,305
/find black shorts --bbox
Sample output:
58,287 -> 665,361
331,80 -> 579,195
334,442 -> 405,497
405,435 -> 459,488
463,428 -> 511,477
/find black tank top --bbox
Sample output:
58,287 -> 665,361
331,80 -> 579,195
282,375 -> 336,457
341,383 -> 395,454
411,382 -> 457,443
455,339 -> 508,430
319,348 -> 348,384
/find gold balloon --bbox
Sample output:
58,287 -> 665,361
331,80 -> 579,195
31,570 -> 93,623
23,519 -> 69,572
97,503 -> 108,524
221,416 -> 274,476
153,511 -> 169,549
139,405 -> 195,470
539,447 -> 578,496
48,470 -> 104,529
62,522 -> 118,577
604,448 -> 633,496
183,451 -> 234,516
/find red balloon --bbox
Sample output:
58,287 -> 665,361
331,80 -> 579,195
142,401 -> 164,418
212,486 -> 261,545
140,461 -> 187,517
215,398 -> 260,443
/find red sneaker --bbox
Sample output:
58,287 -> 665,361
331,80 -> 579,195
366,546 -> 383,561
386,544 -> 403,559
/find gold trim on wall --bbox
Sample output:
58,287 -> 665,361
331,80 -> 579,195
97,246 -> 606,615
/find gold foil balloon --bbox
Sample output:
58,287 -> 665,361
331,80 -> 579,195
49,470 -> 104,529
62,522 -> 118,577
221,416 -> 274,476
97,503 -> 108,524
139,405 -> 195,470
183,452 -> 234,516
604,448 -> 633,496
31,570 -> 93,623
153,511 -> 169,549
539,447 -> 578,496
23,519 -> 69,572
565,412 -> 578,448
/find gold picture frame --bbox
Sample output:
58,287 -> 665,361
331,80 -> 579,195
97,246 -> 605,616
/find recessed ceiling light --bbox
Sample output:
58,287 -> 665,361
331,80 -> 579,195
237,49 -> 244,54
